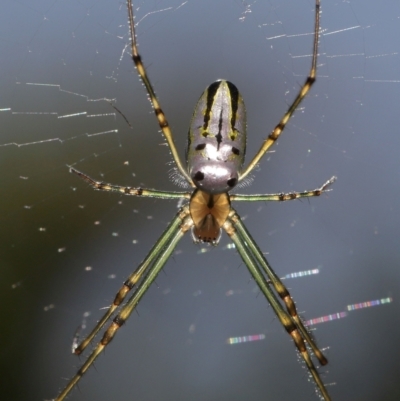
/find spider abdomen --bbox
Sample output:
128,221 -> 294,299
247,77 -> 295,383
187,80 -> 246,194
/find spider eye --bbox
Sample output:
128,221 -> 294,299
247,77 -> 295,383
193,171 -> 204,181
227,177 -> 237,187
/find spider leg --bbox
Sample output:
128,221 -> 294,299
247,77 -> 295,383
223,208 -> 331,401
228,208 -> 328,365
231,176 -> 335,202
239,0 -> 320,181
55,207 -> 193,401
127,0 -> 193,185
70,167 -> 191,200
74,205 -> 192,355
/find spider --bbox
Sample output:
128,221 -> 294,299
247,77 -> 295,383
55,0 -> 335,400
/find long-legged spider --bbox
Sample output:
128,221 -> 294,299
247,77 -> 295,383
55,0 -> 335,400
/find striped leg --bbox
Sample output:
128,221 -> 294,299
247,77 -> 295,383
74,206 -> 191,355
231,176 -> 335,202
55,207 -> 193,401
240,0 -> 321,181
127,0 -> 193,185
223,208 -> 331,401
228,208 -> 328,365
70,167 -> 191,200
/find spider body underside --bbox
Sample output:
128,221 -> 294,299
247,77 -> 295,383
54,1 -> 336,400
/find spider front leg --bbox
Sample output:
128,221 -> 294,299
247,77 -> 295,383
239,0 -> 321,182
127,0 -> 193,185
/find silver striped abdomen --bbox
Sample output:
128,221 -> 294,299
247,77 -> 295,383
187,80 -> 246,194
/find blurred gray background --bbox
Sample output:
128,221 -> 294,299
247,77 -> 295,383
1,0 -> 399,400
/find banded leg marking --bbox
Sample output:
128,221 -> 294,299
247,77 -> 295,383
240,0 -> 321,181
55,207 -> 193,401
223,208 -> 331,401
127,0 -> 193,185
231,176 -> 336,202
74,206 -> 191,355
228,208 -> 328,366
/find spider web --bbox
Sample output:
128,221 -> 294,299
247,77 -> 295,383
1,1 -> 399,401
